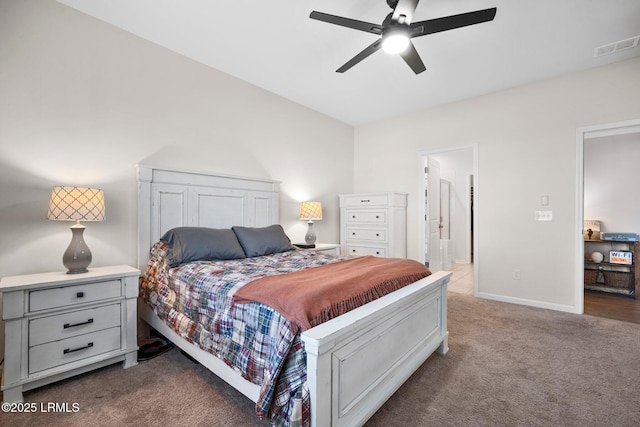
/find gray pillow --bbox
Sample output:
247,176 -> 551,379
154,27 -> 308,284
231,225 -> 293,258
160,227 -> 246,267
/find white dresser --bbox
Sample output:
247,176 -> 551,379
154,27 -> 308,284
339,192 -> 407,258
1,265 -> 140,403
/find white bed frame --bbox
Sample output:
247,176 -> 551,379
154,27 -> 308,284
136,165 -> 450,427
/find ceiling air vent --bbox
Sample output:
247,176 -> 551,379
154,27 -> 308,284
594,35 -> 640,57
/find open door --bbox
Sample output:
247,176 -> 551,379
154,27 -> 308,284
426,157 -> 442,272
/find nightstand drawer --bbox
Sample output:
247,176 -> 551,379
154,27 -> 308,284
29,326 -> 121,373
29,279 -> 122,312
346,228 -> 387,242
346,210 -> 387,224
29,303 -> 121,346
346,245 -> 387,257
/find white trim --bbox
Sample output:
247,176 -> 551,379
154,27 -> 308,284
477,291 -> 578,314
417,155 -> 426,265
575,118 -> 640,314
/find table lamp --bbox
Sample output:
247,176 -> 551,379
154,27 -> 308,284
299,201 -> 322,246
48,186 -> 105,274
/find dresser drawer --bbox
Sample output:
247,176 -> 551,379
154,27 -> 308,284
29,303 -> 121,346
341,194 -> 391,207
346,228 -> 387,242
29,280 -> 122,312
29,326 -> 121,374
346,210 -> 387,224
346,245 -> 387,257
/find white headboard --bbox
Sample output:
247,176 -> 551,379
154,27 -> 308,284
137,165 -> 281,269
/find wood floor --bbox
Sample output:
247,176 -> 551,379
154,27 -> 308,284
584,290 -> 640,324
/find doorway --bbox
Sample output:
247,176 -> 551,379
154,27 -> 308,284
419,144 -> 477,294
577,118 -> 640,321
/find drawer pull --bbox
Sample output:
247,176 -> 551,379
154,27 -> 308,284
360,199 -> 370,203
63,342 -> 94,355
376,215 -> 379,219
352,215 -> 356,219
376,233 -> 380,236
76,292 -> 85,298
352,232 -> 356,235
376,251 -> 380,255
352,249 -> 356,253
63,318 -> 94,329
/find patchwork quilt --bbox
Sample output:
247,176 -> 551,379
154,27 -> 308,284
140,242 -> 347,426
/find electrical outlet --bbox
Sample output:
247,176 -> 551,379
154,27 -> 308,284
513,269 -> 521,280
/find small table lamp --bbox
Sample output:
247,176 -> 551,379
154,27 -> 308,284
299,201 -> 322,247
48,186 -> 105,274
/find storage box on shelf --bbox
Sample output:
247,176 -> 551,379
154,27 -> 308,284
1,265 -> 140,403
339,193 -> 407,258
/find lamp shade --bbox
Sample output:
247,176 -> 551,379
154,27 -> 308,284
299,201 -> 322,221
48,186 -> 105,221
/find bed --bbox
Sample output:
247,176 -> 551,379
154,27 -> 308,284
136,165 -> 451,427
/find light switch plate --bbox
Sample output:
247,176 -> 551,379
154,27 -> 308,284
535,210 -> 553,221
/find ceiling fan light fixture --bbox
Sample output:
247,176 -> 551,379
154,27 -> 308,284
382,31 -> 409,54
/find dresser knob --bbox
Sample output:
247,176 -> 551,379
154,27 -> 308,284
76,292 -> 84,298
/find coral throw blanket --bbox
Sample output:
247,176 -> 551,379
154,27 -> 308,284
233,255 -> 431,330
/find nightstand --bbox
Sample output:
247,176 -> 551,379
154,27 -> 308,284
1,265 -> 140,403
296,243 -> 341,256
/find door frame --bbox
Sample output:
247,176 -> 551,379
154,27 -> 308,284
418,143 -> 478,292
575,118 -> 640,312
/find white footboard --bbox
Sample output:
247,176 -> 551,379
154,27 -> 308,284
301,270 -> 450,427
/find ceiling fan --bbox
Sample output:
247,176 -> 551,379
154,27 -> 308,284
310,0 -> 497,74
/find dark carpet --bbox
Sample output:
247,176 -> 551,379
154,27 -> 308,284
4,293 -> 640,426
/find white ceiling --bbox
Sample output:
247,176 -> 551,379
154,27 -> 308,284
57,0 -> 640,126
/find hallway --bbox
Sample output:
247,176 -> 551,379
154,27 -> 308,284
446,263 -> 474,295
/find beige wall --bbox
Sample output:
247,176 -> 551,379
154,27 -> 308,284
0,0 -> 354,277
354,56 -> 640,313
0,1 -> 354,358
584,132 -> 640,232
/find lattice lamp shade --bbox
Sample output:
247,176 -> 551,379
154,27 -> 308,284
299,201 -> 323,221
48,186 -> 105,221
48,186 -> 105,274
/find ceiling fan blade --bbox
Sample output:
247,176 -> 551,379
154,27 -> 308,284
391,0 -> 421,24
410,7 -> 497,37
310,11 -> 383,35
399,41 -> 426,74
336,39 -> 383,73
